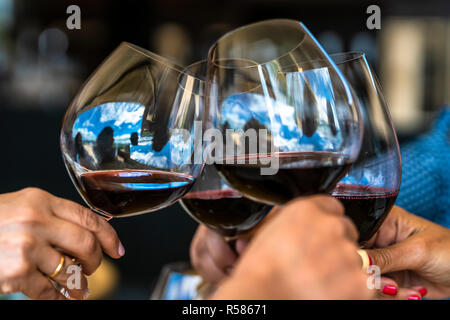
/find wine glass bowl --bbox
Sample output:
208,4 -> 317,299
181,164 -> 272,238
330,52 -> 402,245
207,19 -> 363,205
60,42 -> 205,218
177,60 -> 272,238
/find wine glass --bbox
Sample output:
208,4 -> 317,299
176,60 -> 272,239
181,164 -> 272,239
60,42 -> 205,219
207,19 -> 363,205
330,52 -> 401,245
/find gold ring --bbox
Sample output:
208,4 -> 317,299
357,249 -> 370,273
48,255 -> 65,278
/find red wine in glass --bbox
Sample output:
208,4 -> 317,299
333,184 -> 398,245
80,170 -> 194,217
215,152 -> 352,205
181,189 -> 271,237
60,43 -> 205,219
328,52 -> 402,245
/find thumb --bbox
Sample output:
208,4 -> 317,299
235,238 -> 249,255
365,236 -> 424,274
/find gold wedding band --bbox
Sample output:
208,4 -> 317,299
48,255 -> 65,278
357,249 -> 370,273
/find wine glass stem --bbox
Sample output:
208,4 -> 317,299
91,208 -> 113,221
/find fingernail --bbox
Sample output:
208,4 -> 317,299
368,254 -> 373,266
418,287 -> 427,297
382,285 -> 397,296
118,242 -> 125,257
83,289 -> 90,300
407,295 -> 421,300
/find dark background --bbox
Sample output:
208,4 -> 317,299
0,0 -> 448,299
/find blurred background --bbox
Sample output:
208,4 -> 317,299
0,0 -> 448,299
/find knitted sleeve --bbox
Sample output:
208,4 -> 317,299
396,108 -> 450,227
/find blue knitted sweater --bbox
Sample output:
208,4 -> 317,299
396,108 -> 450,228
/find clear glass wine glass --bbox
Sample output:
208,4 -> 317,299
330,52 -> 402,245
176,60 -> 272,239
207,19 -> 363,205
181,163 -> 272,239
60,42 -> 206,219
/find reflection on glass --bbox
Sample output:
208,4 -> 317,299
330,52 -> 402,245
207,19 -> 363,206
61,42 -> 205,218
181,164 -> 272,239
175,61 -> 273,239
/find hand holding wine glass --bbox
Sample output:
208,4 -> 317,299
0,188 -> 123,299
212,195 -> 373,300
190,205 -> 280,284
188,20 -> 364,285
365,206 -> 450,299
190,224 -> 251,284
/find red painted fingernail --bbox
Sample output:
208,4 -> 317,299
368,255 -> 372,266
418,288 -> 427,297
408,295 -> 421,300
382,285 -> 397,296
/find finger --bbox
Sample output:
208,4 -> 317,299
235,238 -> 249,255
205,230 -> 237,272
43,217 -> 103,275
34,247 -> 89,299
375,276 -> 399,299
340,216 -> 359,242
362,233 -> 377,249
365,235 -> 424,274
190,226 -> 209,271
50,197 -> 124,259
198,252 -> 228,284
378,287 -> 422,300
21,272 -> 66,300
411,286 -> 428,298
370,206 -> 418,248
308,195 -> 345,217
397,288 -> 423,300
284,195 -> 345,219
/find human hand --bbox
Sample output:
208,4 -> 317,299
190,225 -> 250,284
365,206 -> 450,299
212,196 -> 373,299
0,188 -> 124,299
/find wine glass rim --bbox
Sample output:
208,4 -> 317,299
178,59 -> 209,96
330,51 -> 365,65
208,19 -> 308,69
183,59 -> 268,96
182,59 -> 207,80
279,51 -> 367,74
121,41 -> 190,75
123,43 -> 209,95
